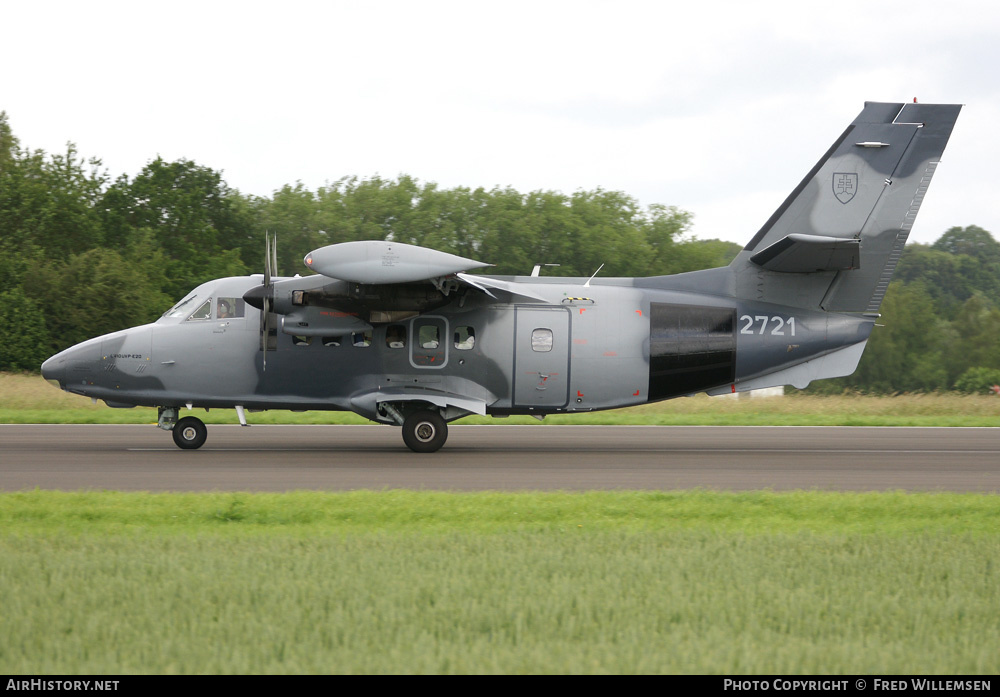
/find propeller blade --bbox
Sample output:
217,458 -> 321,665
264,232 -> 272,289
260,232 -> 276,371
262,292 -> 270,371
271,235 -> 278,279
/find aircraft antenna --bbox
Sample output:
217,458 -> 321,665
583,263 -> 604,288
530,263 -> 560,277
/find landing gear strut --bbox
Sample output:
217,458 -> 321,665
401,410 -> 448,453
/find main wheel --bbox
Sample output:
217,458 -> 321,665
172,416 -> 207,450
402,410 -> 448,453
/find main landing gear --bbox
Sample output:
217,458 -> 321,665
379,403 -> 450,453
401,410 -> 448,453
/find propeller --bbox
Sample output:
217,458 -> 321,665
244,232 -> 278,370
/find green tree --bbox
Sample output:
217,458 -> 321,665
640,204 -> 695,274
941,294 -> 1000,384
25,248 -> 173,355
954,367 -> 1000,394
0,111 -> 16,174
932,225 -> 1000,262
100,158 -> 253,298
0,138 -> 106,258
0,287 -> 51,371
895,227 -> 1000,312
255,183 -> 324,275
894,244 -> 972,313
659,237 -> 741,275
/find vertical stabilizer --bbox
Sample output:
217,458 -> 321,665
730,101 -> 962,313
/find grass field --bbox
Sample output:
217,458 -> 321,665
1,491 -> 998,674
4,372 -> 1000,426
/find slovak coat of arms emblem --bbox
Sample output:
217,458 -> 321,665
833,172 -> 858,204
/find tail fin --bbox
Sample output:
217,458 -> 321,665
731,101 -> 962,313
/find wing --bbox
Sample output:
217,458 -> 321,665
244,240 -> 549,339
304,240 -> 548,300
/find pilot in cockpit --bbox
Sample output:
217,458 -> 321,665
218,299 -> 232,319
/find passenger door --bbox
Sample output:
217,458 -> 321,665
513,307 -> 570,408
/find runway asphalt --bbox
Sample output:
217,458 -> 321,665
2,424 -> 998,492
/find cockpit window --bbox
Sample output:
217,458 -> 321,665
186,300 -> 212,321
217,297 -> 245,319
163,295 -> 198,318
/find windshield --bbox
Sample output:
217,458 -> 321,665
162,295 -> 199,319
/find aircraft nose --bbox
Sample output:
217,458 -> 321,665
40,337 -> 102,390
41,354 -> 64,389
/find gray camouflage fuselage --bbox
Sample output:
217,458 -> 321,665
42,274 -> 871,418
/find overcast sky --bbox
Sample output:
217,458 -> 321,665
3,0 -> 997,248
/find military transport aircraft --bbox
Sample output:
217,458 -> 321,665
41,101 -> 962,452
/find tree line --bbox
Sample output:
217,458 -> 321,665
1,112 -> 997,393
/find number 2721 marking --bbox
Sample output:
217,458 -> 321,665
739,315 -> 796,336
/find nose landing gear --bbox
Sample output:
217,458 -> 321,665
158,407 -> 208,450
172,416 -> 208,449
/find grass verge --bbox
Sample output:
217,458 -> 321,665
1,490 -> 998,674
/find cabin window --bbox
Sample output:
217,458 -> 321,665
186,300 -> 212,321
352,331 -> 372,347
292,335 -> 312,346
216,297 -> 245,319
418,325 -> 440,349
454,326 -> 476,350
411,318 -> 447,368
323,336 -> 342,347
386,325 -> 406,349
530,328 -> 553,352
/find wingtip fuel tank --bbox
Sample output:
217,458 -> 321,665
304,240 -> 490,283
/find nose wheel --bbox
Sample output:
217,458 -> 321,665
401,410 -> 448,453
172,416 -> 208,450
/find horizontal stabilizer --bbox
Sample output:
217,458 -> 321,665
304,240 -> 490,283
706,340 -> 869,393
749,234 -> 860,273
